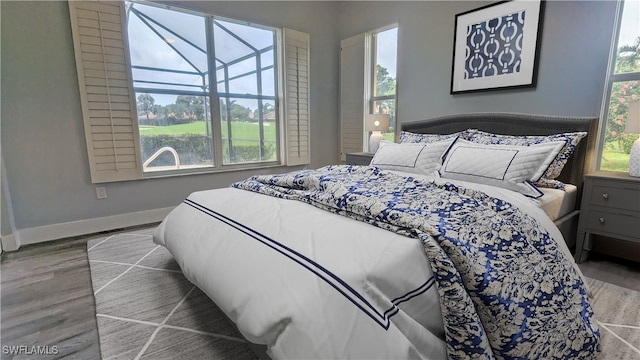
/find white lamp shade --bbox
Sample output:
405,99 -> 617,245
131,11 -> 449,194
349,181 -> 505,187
630,139 -> 640,177
625,101 -> 640,134
365,114 -> 390,153
626,102 -> 640,177
365,114 -> 390,132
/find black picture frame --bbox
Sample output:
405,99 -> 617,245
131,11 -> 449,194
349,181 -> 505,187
450,0 -> 545,94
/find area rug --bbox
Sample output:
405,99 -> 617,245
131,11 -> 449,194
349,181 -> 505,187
87,227 -> 640,359
87,227 -> 259,360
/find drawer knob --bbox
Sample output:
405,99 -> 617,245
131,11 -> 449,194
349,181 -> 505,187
599,217 -> 605,223
602,193 -> 609,199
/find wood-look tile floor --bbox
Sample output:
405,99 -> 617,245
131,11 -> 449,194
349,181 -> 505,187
1,234 -> 104,359
1,227 -> 639,359
579,253 -> 640,293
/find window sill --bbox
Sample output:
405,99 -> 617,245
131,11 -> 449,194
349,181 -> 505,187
141,161 -> 288,180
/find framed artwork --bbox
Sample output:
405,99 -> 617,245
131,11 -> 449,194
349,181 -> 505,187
450,0 -> 545,94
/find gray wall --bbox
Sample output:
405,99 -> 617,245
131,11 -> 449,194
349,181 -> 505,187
338,1 -> 617,122
0,1 -> 618,236
0,1 -> 339,232
1,158 -> 13,237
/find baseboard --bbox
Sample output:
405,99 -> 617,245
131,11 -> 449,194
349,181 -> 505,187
1,233 -> 18,252
1,207 -> 174,251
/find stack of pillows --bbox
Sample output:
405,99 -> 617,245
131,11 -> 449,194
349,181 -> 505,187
369,129 -> 586,198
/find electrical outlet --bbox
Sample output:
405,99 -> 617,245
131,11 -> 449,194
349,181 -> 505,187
96,186 -> 108,199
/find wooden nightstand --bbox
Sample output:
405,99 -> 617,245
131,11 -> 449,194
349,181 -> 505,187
345,152 -> 374,165
575,171 -> 640,263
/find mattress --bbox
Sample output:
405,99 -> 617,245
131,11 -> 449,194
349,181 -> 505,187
536,184 -> 578,221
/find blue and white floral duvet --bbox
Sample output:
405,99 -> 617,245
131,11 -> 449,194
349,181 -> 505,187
154,165 -> 599,359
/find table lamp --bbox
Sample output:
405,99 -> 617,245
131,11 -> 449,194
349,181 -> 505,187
365,114 -> 390,153
625,101 -> 640,177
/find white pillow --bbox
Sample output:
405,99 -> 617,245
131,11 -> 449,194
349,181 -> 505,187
464,129 -> 587,190
440,139 -> 565,198
370,139 -> 456,175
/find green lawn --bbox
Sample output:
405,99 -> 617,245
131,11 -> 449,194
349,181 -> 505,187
600,149 -> 630,172
140,120 -> 277,145
139,125 -> 633,171
139,122 -> 206,135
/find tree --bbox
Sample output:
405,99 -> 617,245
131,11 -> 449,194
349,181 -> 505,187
606,81 -> 639,150
137,94 -> 156,123
615,37 -> 640,74
606,36 -> 640,152
375,64 -> 396,97
218,100 -> 252,122
230,102 -> 252,122
220,99 -> 235,121
190,96 -> 205,120
152,104 -> 166,125
374,65 -> 397,120
174,95 -> 205,122
262,102 -> 275,114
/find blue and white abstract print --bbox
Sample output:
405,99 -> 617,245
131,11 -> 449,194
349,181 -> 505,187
233,165 -> 600,359
465,11 -> 525,80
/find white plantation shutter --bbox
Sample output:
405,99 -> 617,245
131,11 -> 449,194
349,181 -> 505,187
340,33 -> 367,161
69,0 -> 142,183
283,28 -> 311,166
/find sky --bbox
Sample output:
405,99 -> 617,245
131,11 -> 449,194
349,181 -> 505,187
619,0 -> 640,48
127,1 -> 275,108
127,1 -> 635,109
376,27 -> 398,79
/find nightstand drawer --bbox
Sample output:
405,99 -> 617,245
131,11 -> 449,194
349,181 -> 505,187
586,210 -> 640,241
589,183 -> 640,212
576,172 -> 640,263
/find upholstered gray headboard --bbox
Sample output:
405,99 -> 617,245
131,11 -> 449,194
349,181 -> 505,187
400,113 -> 599,189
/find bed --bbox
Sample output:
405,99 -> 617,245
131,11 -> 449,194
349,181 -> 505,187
399,112 -> 598,250
154,113 -> 600,359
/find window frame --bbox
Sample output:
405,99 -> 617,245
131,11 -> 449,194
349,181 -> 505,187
596,0 -> 640,172
338,25 -> 397,158
212,16 -> 282,169
69,0 -> 310,183
125,1 -> 283,176
367,24 -> 398,145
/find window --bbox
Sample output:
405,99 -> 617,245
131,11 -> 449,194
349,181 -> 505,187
598,0 -> 639,172
339,25 -> 397,159
126,2 -> 278,172
69,1 -> 309,183
369,27 -> 397,142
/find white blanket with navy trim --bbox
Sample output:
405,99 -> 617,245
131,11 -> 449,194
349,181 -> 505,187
154,165 -> 599,359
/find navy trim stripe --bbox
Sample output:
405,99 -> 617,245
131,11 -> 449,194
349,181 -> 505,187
523,180 -> 545,199
392,277 -> 436,305
384,277 -> 436,318
184,198 -> 436,330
